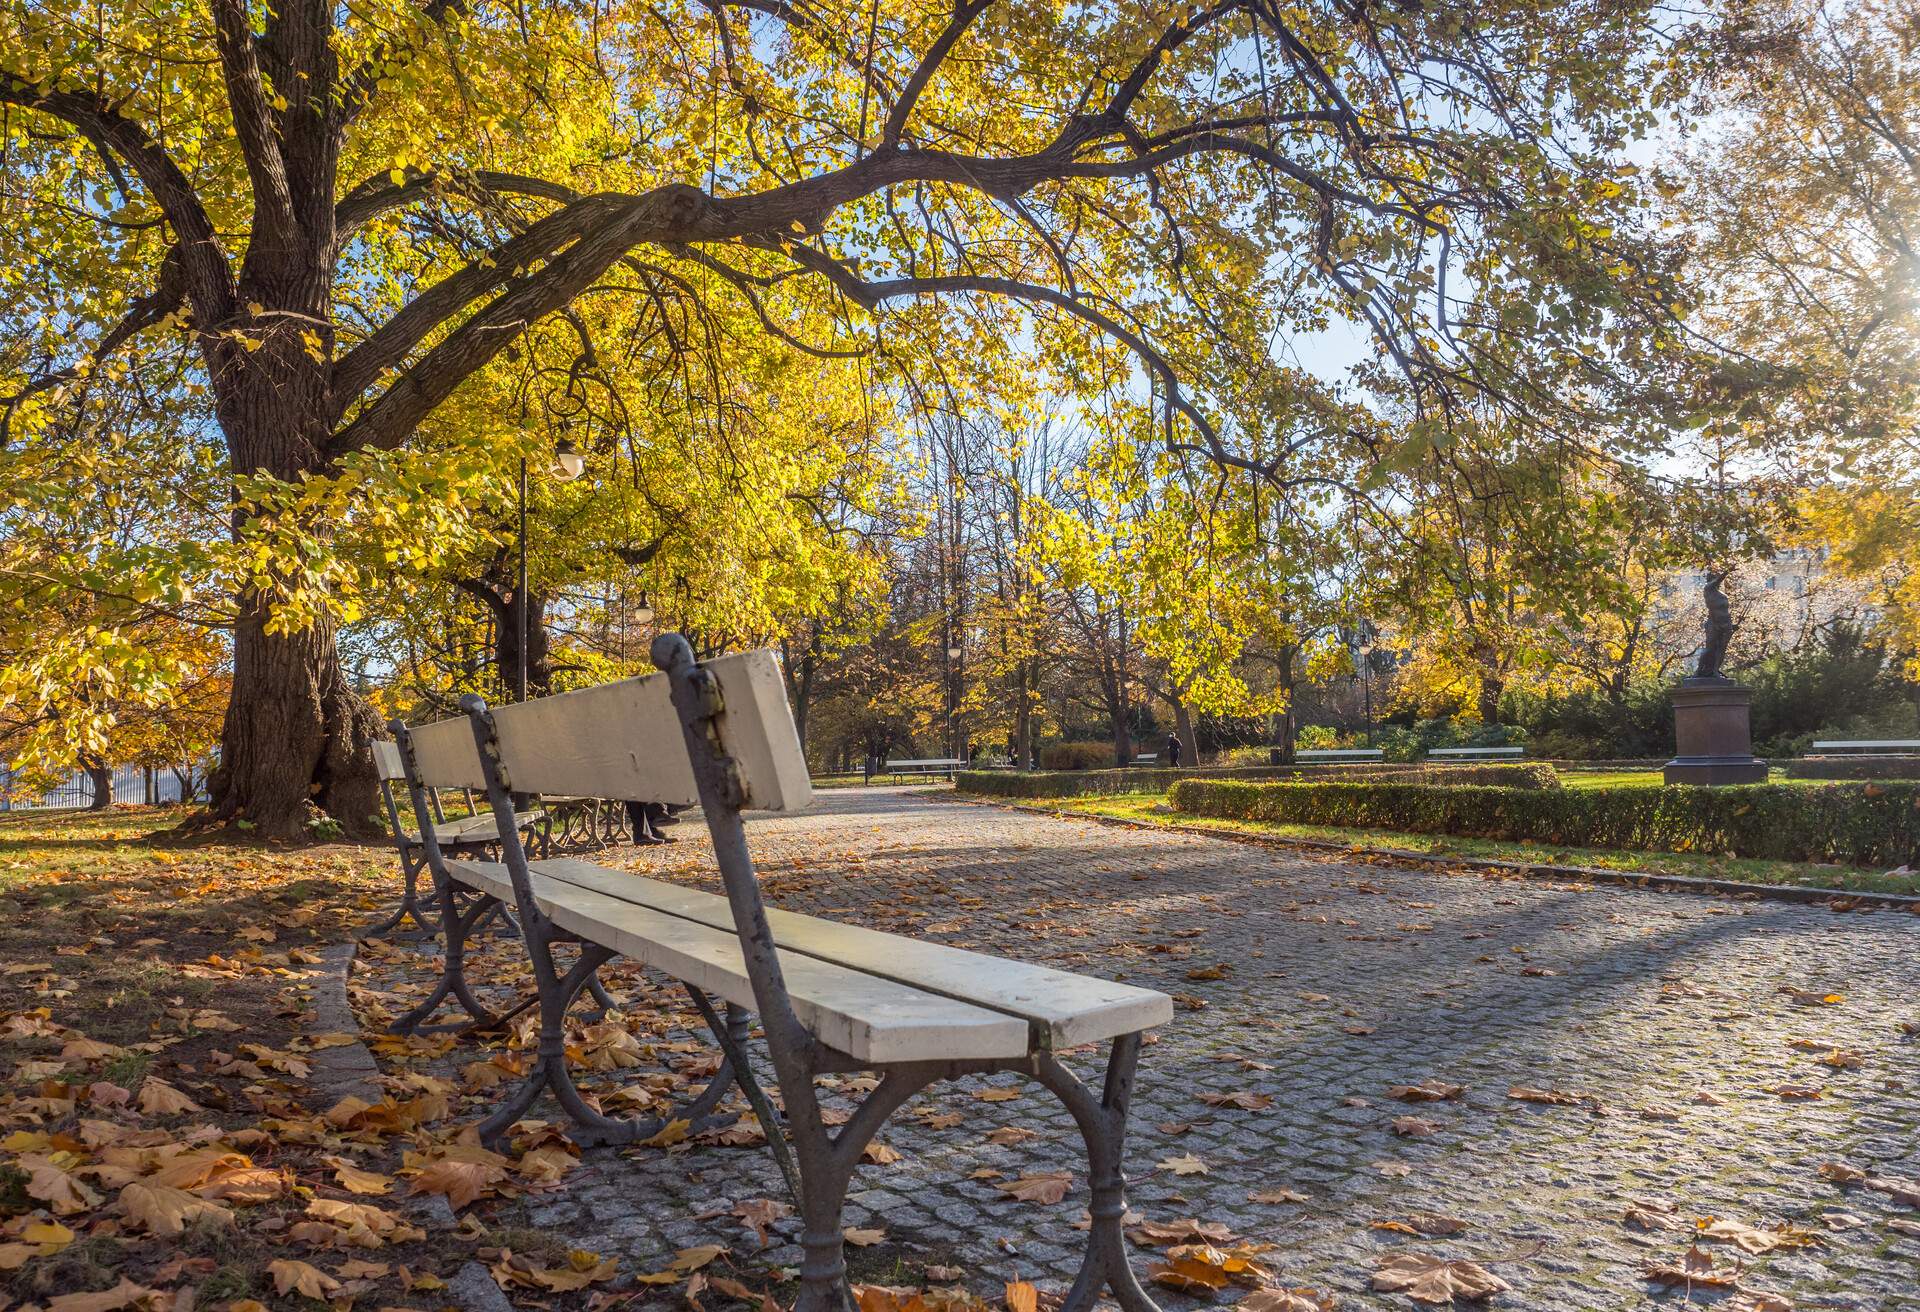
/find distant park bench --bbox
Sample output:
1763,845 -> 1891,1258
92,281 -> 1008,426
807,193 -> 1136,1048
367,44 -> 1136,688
367,738 -> 548,939
387,639 -> 1173,1312
883,757 -> 963,781
1133,752 -> 1158,765
1297,748 -> 1384,762
1428,745 -> 1524,759
1810,740 -> 1920,755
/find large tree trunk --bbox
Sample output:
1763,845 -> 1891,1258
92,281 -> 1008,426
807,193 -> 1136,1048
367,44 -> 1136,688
1477,672 -> 1505,725
1271,644 -> 1299,764
215,602 -> 383,838
81,755 -> 113,811
207,289 -> 381,839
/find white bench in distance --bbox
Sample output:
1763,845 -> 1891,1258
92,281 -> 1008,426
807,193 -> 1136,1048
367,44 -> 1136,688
1296,748 -> 1383,762
365,738 -> 547,939
1811,740 -> 1920,755
1427,745 -> 1524,759
1133,753 -> 1158,765
883,756 -> 963,781
390,638 -> 1174,1312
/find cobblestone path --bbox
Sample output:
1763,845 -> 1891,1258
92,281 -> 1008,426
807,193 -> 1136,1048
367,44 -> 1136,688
364,787 -> 1920,1310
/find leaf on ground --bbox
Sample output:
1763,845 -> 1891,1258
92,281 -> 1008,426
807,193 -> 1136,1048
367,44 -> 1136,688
1818,1162 -> 1866,1185
118,1181 -> 231,1236
1159,1153 -> 1210,1176
1373,1213 -> 1470,1237
1507,1085 -> 1584,1106
1778,987 -> 1844,1006
997,1172 -> 1073,1204
322,1154 -> 394,1195
843,1227 -> 887,1247
1392,1116 -> 1440,1138
1236,1290 -> 1337,1312
1623,1200 -> 1686,1232
1694,1219 -> 1778,1254
734,1197 -> 790,1247
1388,1081 -> 1464,1103
45,1278 -> 163,1312
269,1258 -> 342,1299
1200,1090 -> 1274,1111
1371,1253 -> 1512,1304
1006,1279 -> 1039,1312
136,1078 -> 201,1116
22,1155 -> 103,1215
1148,1243 -> 1273,1293
1642,1245 -> 1739,1289
408,1156 -> 506,1209
863,1142 -> 903,1165
1250,1188 -> 1309,1204
1127,1217 -> 1236,1247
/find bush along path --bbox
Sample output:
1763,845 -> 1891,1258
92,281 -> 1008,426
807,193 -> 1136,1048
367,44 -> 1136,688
1168,779 -> 1920,870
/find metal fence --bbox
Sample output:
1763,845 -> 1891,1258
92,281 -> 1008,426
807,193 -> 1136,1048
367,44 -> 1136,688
0,762 -> 208,812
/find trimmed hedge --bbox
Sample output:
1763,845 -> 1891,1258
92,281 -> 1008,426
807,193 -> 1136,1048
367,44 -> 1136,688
956,762 -> 1559,800
1784,756 -> 1920,781
1167,778 -> 1920,867
1038,741 -> 1120,770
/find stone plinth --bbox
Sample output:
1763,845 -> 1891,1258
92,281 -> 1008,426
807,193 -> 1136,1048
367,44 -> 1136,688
1664,677 -> 1768,785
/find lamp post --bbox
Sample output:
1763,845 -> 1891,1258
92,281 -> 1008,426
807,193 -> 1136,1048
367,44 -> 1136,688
517,435 -> 587,702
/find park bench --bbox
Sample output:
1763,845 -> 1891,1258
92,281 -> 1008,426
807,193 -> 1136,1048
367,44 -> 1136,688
1427,745 -> 1523,759
366,738 -> 549,939
1296,748 -> 1383,762
1810,739 -> 1920,755
882,756 -> 963,781
1132,752 -> 1158,765
389,638 -> 1174,1312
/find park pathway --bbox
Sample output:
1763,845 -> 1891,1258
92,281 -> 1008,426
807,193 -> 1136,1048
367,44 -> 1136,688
507,787 -> 1920,1309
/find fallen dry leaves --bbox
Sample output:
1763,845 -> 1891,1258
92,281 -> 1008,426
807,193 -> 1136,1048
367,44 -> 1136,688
1371,1253 -> 1512,1304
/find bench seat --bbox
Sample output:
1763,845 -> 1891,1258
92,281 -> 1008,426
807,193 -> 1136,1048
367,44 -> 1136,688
445,856 -> 1169,1062
403,810 -> 543,849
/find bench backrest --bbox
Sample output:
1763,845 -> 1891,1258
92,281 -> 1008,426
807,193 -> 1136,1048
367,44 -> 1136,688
371,738 -> 405,782
399,649 -> 811,812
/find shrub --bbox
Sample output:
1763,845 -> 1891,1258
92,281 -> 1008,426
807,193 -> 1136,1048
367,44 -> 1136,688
956,762 -> 1559,800
1167,779 -> 1920,867
1784,756 -> 1920,781
1039,740 -> 1121,770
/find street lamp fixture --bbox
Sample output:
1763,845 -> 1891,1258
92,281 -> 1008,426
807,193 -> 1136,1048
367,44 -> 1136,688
552,436 -> 586,482
946,645 -> 963,660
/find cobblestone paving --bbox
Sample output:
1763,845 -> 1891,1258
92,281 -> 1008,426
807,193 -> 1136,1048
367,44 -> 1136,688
360,787 -> 1920,1310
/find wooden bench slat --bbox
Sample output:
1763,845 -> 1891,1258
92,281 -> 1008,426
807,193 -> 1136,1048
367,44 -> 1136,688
447,860 -> 1029,1063
407,650 -> 811,812
527,858 -> 1173,1049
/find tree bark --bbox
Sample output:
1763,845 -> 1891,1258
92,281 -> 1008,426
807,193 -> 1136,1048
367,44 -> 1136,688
207,306 -> 384,839
1172,694 -> 1197,768
81,755 -> 113,811
1477,673 -> 1505,725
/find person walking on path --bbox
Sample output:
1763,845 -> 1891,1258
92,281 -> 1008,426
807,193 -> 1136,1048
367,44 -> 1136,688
1165,731 -> 1183,768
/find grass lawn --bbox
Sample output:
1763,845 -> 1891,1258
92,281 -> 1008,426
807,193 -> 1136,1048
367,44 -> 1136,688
1015,793 -> 1920,897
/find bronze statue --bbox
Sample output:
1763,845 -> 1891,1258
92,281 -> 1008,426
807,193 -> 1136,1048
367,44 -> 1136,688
1695,571 -> 1732,679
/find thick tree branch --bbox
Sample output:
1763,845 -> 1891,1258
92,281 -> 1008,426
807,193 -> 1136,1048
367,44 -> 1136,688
0,75 -> 231,319
335,167 -> 581,240
208,0 -> 298,235
882,1 -> 995,148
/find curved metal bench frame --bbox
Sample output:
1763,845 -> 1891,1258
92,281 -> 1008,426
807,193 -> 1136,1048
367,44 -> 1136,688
650,635 -> 1158,1312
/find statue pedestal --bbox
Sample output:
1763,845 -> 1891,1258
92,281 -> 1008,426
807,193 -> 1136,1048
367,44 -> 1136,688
1664,677 -> 1768,786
